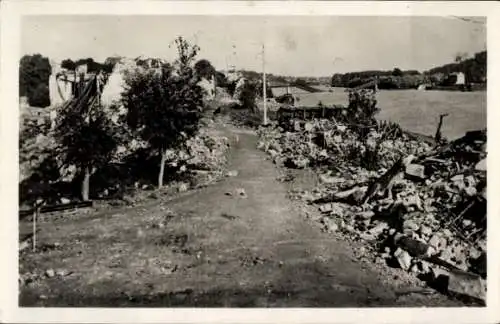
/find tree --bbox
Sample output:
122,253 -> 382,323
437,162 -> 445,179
122,37 -> 204,188
53,77 -> 119,201
455,52 -> 469,64
19,54 -> 52,106
29,83 -> 51,107
61,59 -> 76,71
194,59 -> 216,80
238,80 -> 258,112
392,68 -> 403,77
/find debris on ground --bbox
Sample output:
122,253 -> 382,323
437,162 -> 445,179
236,188 -> 247,198
257,117 -> 487,302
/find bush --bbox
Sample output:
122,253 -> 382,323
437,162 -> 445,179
28,83 -> 50,108
19,54 -> 52,106
346,89 -> 379,139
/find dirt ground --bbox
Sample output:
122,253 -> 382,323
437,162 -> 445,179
19,124 -> 468,307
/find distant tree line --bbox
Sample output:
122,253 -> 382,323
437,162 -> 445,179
331,50 -> 487,89
331,68 -> 424,90
427,51 -> 486,84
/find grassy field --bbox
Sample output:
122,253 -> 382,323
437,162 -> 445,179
295,88 -> 486,140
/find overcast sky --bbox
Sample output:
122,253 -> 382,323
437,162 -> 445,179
21,15 -> 486,77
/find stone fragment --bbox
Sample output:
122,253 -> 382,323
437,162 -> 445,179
334,186 -> 368,201
322,217 -> 338,233
396,235 -> 432,258
319,203 -> 332,213
357,210 -> 375,220
475,158 -> 486,171
319,174 -> 344,185
226,170 -> 238,177
60,197 -> 71,204
447,269 -> 486,302
429,234 -> 447,250
178,182 -> 189,193
420,225 -> 432,236
402,219 -> 419,233
236,188 -> 247,198
405,164 -> 426,180
45,269 -> 55,278
394,248 -> 412,271
368,222 -> 389,236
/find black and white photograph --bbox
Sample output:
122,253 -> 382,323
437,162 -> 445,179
1,1 -> 499,323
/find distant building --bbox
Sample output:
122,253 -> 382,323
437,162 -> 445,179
454,72 -> 466,85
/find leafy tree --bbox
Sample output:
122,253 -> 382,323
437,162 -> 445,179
392,68 -> 403,77
61,59 -> 76,71
194,59 -> 216,80
122,37 -> 204,188
215,71 -> 228,88
238,81 -> 258,112
29,83 -> 51,107
19,54 -> 52,106
53,78 -> 119,201
101,57 -> 122,74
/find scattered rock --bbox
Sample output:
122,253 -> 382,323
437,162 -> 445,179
334,186 -> 368,201
45,269 -> 55,278
429,234 -> 447,250
402,219 -> 419,233
420,260 -> 431,273
319,203 -> 333,213
322,217 -> 338,233
60,197 -> 71,204
226,170 -> 238,177
475,158 -> 486,171
420,225 -> 432,236
368,222 -> 388,236
357,210 -> 375,220
405,164 -> 426,180
319,174 -> 344,185
447,269 -> 486,302
56,269 -> 71,277
178,182 -> 189,193
394,248 -> 412,271
19,240 -> 30,251
236,188 -> 247,198
395,235 -> 433,258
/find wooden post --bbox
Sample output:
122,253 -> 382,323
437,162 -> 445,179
262,44 -> 267,125
32,206 -> 39,252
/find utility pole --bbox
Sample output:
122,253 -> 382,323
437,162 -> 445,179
262,43 -> 267,125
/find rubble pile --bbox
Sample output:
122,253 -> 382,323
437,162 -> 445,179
164,126 -> 231,185
257,118 -> 432,170
258,119 -> 487,302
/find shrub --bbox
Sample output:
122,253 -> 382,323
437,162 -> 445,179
346,89 -> 379,140
238,81 -> 258,111
28,83 -> 51,108
19,54 -> 52,106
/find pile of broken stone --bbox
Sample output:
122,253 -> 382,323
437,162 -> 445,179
258,119 -> 487,303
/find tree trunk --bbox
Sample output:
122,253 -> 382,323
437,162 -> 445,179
81,166 -> 90,201
158,149 -> 167,188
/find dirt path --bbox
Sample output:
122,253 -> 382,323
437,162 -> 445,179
20,126 -> 464,307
